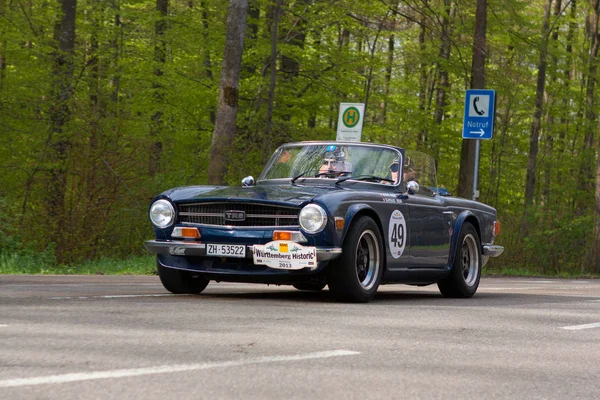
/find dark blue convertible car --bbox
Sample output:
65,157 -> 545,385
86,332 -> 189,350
145,141 -> 503,302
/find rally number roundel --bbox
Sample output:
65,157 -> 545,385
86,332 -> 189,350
388,209 -> 407,259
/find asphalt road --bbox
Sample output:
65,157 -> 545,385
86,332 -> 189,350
1,275 -> 599,400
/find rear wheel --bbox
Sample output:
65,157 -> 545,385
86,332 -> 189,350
328,216 -> 383,303
437,222 -> 481,298
157,260 -> 209,294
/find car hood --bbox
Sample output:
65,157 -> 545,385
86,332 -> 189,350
163,184 -> 340,206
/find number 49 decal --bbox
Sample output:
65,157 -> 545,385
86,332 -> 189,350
388,210 -> 407,259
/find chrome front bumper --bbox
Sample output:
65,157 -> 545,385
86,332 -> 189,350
483,245 -> 504,257
144,240 -> 343,261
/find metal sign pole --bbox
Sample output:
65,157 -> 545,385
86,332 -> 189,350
473,139 -> 480,201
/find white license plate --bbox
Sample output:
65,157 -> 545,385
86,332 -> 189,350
206,244 -> 246,258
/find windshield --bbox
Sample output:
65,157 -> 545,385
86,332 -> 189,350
259,143 -> 403,184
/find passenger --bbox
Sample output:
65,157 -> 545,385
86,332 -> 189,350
388,158 -> 400,184
403,157 -> 416,183
386,156 -> 416,185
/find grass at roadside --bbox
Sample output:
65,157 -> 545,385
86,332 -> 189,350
0,253 -> 156,275
484,266 -> 599,279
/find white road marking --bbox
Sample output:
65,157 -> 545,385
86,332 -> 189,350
481,287 -> 546,291
561,322 -> 600,331
6,283 -> 158,287
50,294 -> 177,300
0,324 -> 7,328
0,350 -> 359,388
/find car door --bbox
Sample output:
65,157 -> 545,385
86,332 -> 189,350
403,191 -> 452,268
372,192 -> 415,271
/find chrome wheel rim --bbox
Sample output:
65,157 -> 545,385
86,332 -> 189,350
461,233 -> 479,287
355,229 -> 380,290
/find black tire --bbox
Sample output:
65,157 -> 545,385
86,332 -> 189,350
437,222 -> 481,298
157,260 -> 209,294
327,216 -> 384,303
293,282 -> 326,292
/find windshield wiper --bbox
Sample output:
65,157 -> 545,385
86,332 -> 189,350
291,171 -> 311,184
314,171 -> 352,178
292,170 -> 354,183
335,175 -> 395,184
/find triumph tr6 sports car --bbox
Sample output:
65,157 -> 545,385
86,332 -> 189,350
144,141 -> 504,302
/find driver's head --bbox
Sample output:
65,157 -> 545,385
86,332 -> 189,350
389,158 -> 400,183
320,155 -> 338,172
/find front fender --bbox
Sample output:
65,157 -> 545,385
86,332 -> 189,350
340,203 -> 380,244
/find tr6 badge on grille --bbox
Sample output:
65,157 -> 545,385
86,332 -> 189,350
224,210 -> 246,221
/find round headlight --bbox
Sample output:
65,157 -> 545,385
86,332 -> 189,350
149,199 -> 175,229
299,204 -> 327,233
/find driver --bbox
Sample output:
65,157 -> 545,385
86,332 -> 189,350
318,147 -> 351,178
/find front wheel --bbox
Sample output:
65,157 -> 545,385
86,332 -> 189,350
437,222 -> 481,298
328,216 -> 383,303
157,260 -> 209,294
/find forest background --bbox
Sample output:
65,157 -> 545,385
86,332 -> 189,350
0,0 -> 599,276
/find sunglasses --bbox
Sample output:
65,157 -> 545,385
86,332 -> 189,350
389,164 -> 399,173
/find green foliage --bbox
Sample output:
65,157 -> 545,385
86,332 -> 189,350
0,0 -> 599,275
0,254 -> 155,275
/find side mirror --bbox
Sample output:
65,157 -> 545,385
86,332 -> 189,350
241,176 -> 255,187
406,180 -> 419,194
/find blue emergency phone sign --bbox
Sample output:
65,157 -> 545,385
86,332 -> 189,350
462,89 -> 495,140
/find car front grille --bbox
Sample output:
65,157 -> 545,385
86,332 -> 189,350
177,202 -> 300,227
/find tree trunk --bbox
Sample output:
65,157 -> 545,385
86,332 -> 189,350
281,0 -> 307,79
245,0 -> 260,75
207,0 -> 248,185
110,12 -> 122,113
47,0 -> 77,252
0,0 -> 5,94
586,0 -> 600,267
457,0 -> 486,199
541,0 -> 562,212
431,0 -> 456,162
149,0 -> 168,177
364,12 -> 390,120
416,1 -> 428,150
579,0 -> 600,213
524,0 -> 552,209
201,0 -> 216,125
382,33 -> 394,125
263,0 -> 282,164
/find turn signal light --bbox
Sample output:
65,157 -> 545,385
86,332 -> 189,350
493,221 -> 501,236
182,227 -> 201,238
172,227 -> 201,239
273,231 -> 292,241
272,230 -> 308,243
